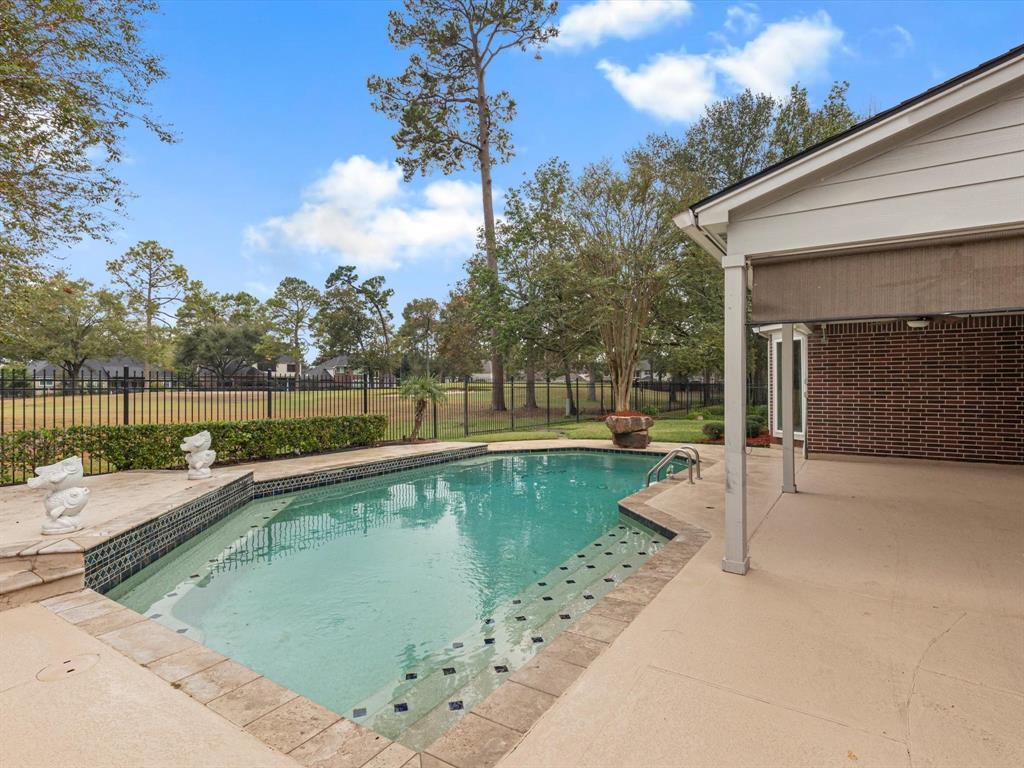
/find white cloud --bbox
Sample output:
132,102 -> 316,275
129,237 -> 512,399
245,156 -> 482,270
555,0 -> 693,50
599,10 -> 843,122
716,11 -> 843,96
724,3 -> 761,35
880,24 -> 914,57
597,54 -> 716,122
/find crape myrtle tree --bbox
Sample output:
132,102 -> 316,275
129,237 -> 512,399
368,0 -> 558,411
0,0 -> 173,271
106,240 -> 188,375
569,150 -> 682,414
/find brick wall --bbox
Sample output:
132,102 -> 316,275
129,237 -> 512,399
806,314 -> 1023,464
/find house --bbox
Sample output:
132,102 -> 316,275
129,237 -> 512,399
676,44 -> 1024,574
306,355 -> 356,383
27,356 -> 172,390
258,355 -> 299,378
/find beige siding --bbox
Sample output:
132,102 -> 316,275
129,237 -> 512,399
731,89 -> 1024,257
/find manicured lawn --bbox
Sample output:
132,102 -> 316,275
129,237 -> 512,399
458,413 -> 709,444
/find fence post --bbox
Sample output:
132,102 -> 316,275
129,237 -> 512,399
575,378 -> 580,422
546,376 -> 550,428
266,368 -> 274,417
122,366 -> 130,425
463,376 -> 469,436
362,372 -> 369,414
510,377 -> 515,431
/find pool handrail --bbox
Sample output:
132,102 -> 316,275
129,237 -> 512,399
645,446 -> 701,486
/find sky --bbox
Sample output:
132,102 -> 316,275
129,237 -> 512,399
65,0 -> 1024,313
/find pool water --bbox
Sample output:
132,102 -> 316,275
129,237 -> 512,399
110,451 -> 668,749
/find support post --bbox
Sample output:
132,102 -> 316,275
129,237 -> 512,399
781,322 -> 797,494
722,263 -> 749,575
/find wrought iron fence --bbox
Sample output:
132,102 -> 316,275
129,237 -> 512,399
1,367 -> 766,484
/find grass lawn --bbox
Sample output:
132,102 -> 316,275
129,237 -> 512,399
457,412 -> 709,444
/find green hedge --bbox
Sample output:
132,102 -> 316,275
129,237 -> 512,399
1,415 -> 387,484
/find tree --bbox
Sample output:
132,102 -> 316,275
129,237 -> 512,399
263,277 -> 320,375
312,267 -> 397,380
106,240 -> 188,373
397,298 -> 440,375
368,0 -> 558,411
399,374 -> 446,441
5,273 -> 130,380
436,286 -> 485,379
570,151 -> 682,413
177,281 -> 264,334
176,322 -> 264,384
1,0 -> 173,268
473,158 -> 596,413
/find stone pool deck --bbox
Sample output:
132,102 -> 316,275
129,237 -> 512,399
1,440 -> 1021,767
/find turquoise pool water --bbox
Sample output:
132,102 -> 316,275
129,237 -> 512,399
110,451 -> 667,748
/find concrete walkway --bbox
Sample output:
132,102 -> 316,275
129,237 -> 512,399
499,449 -> 1024,768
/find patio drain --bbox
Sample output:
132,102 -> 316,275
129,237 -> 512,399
36,654 -> 100,682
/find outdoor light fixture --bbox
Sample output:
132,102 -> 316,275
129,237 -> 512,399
906,318 -> 931,329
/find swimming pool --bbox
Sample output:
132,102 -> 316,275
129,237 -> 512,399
110,451 -> 668,749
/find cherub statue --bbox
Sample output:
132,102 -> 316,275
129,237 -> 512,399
42,487 -> 91,534
180,431 -> 216,480
29,456 -> 90,535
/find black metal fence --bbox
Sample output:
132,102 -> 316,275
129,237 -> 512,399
1,367 -> 766,484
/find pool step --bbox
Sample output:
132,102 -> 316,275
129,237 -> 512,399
352,520 -> 663,744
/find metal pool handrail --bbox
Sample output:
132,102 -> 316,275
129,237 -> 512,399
645,446 -> 701,486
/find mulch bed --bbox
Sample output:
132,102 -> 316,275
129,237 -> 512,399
701,433 -> 772,447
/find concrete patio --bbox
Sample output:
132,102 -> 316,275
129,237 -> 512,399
1,441 -> 1021,767
499,447 -> 1024,768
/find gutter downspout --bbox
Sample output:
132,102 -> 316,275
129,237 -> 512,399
673,208 -> 727,260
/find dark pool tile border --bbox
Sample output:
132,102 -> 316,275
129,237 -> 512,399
85,475 -> 255,594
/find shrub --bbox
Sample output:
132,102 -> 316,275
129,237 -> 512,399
748,404 -> 768,421
639,405 -> 659,417
704,404 -> 725,417
747,417 -> 766,438
0,415 -> 388,484
701,422 -> 725,440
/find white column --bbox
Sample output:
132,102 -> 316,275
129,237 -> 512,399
781,323 -> 797,494
722,262 -> 749,575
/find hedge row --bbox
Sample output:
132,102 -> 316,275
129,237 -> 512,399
0,415 -> 388,484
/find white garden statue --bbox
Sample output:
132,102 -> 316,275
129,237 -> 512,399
180,431 -> 216,480
28,456 -> 91,535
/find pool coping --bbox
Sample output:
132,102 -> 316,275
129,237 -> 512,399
39,444 -> 711,768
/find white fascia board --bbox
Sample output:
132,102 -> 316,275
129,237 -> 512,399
691,54 -> 1024,228
673,209 -> 728,262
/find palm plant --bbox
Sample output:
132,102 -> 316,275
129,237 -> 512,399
399,375 -> 446,441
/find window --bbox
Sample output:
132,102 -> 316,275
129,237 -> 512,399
774,336 -> 804,435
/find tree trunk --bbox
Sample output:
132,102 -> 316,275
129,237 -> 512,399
524,363 -> 538,410
475,62 -> 505,411
563,372 -> 577,416
410,399 -> 426,441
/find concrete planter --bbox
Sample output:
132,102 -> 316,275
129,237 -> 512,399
605,414 -> 654,449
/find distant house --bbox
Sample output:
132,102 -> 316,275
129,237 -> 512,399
27,357 -> 172,390
306,355 -> 356,383
258,355 -> 300,379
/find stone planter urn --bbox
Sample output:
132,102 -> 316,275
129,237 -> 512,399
605,413 -> 654,449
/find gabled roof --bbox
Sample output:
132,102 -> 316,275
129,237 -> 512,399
676,43 -> 1024,252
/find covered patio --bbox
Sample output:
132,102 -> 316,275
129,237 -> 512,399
676,44 -> 1023,576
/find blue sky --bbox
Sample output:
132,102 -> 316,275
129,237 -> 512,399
66,0 -> 1023,314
